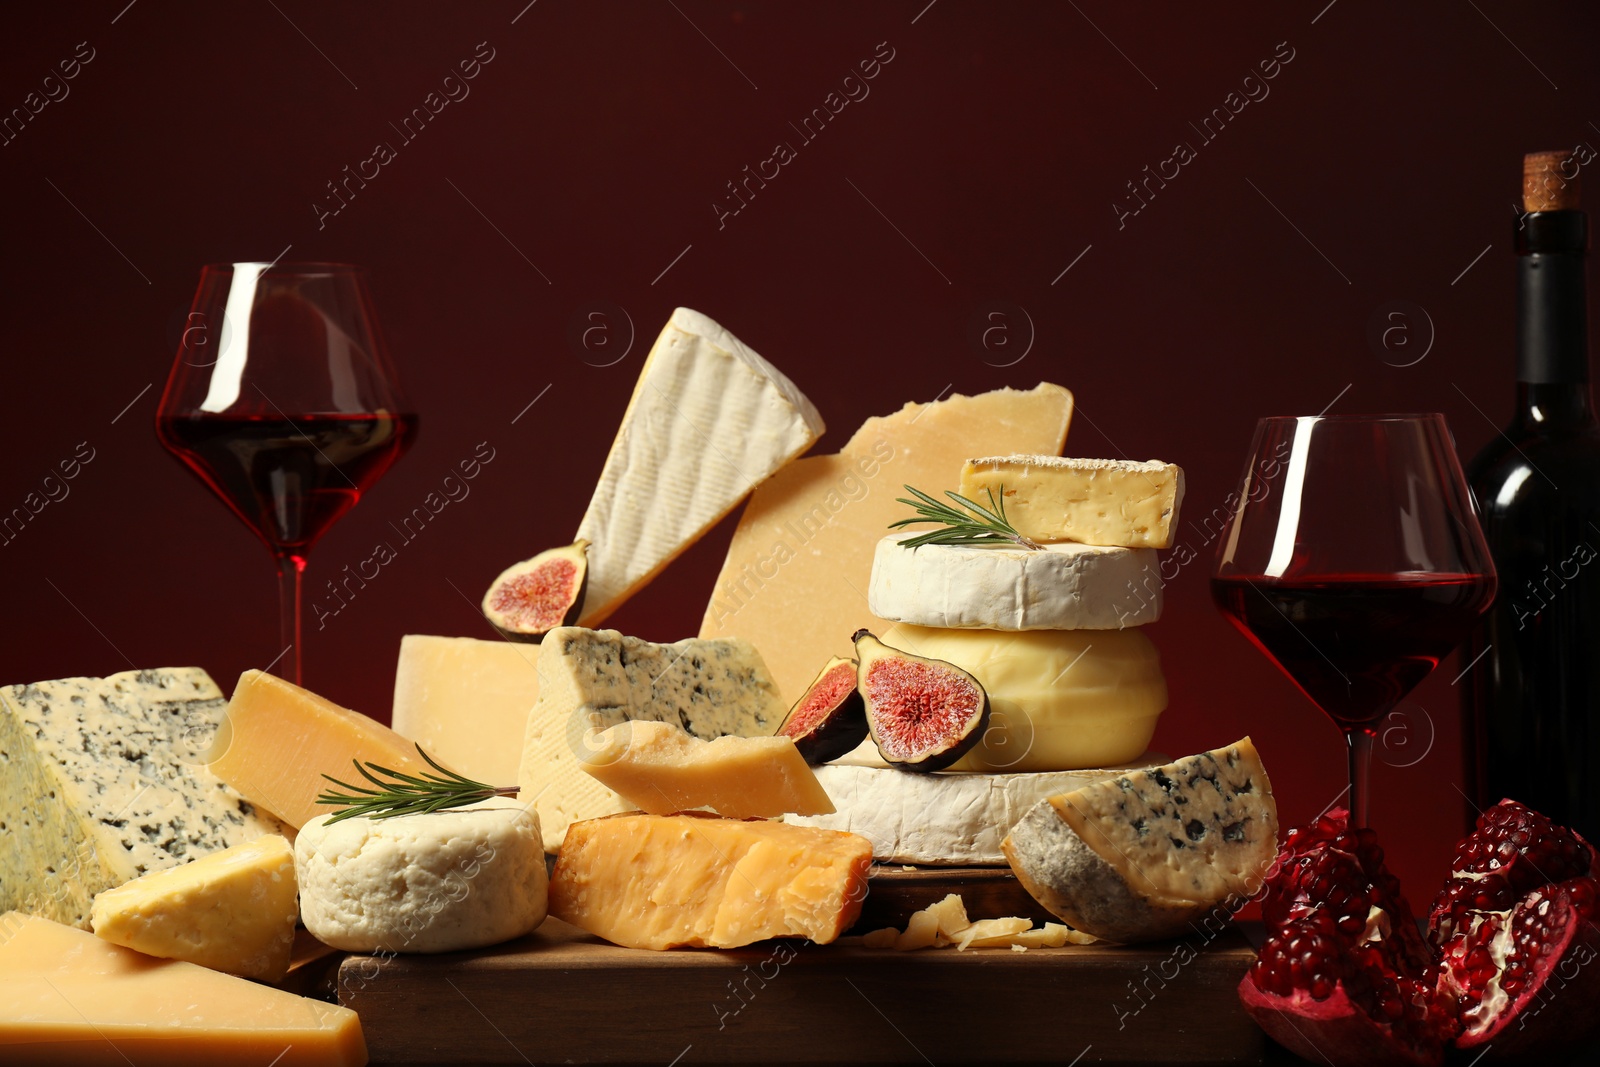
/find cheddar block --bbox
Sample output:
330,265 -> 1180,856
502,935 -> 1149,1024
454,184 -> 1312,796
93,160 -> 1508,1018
549,814 -> 872,949
0,911 -> 366,1066
576,308 -> 825,626
207,671 -> 428,828
90,835 -> 299,982
579,720 -> 834,818
391,635 -> 538,786
960,455 -> 1184,549
701,384 -> 1074,701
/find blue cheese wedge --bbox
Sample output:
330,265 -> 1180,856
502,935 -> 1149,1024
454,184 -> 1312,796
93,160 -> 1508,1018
0,668 -> 291,929
518,627 -> 786,850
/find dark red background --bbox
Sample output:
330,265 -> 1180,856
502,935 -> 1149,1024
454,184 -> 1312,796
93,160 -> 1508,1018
3,1 -> 1598,911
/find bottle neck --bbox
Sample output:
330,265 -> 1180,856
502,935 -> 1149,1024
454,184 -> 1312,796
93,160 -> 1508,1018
1515,211 -> 1594,428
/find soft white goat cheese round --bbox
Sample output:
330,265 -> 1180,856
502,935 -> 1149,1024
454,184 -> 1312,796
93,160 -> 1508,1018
867,534 -> 1162,631
295,798 -> 547,953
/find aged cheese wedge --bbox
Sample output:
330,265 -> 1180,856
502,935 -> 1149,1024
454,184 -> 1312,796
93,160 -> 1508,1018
868,533 -> 1161,630
0,668 -> 289,929
391,634 -> 539,786
0,911 -> 366,1066
700,383 -> 1074,702
576,307 -> 825,626
550,813 -> 872,949
90,835 -> 299,982
786,761 -> 1154,865
207,670 -> 429,828
519,628 -> 786,850
580,720 -> 834,818
960,455 -> 1185,549
879,624 -> 1167,771
296,798 -> 546,954
1002,738 -> 1278,944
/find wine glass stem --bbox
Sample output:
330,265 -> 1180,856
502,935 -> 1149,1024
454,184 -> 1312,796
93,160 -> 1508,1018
275,553 -> 306,686
1346,728 -> 1375,828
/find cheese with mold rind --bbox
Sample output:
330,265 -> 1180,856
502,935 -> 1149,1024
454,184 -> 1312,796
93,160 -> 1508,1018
960,455 -> 1184,549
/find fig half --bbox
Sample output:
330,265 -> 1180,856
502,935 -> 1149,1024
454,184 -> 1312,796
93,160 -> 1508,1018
777,656 -> 869,765
482,540 -> 589,642
853,629 -> 990,772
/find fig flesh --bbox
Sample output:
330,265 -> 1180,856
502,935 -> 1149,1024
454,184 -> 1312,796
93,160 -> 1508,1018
777,657 -> 868,765
853,629 -> 989,772
482,540 -> 589,642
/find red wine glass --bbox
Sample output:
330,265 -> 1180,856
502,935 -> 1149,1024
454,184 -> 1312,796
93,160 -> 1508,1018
156,262 -> 417,685
1210,414 -> 1495,827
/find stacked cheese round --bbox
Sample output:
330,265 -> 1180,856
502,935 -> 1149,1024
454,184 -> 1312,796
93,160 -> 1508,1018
866,533 -> 1168,772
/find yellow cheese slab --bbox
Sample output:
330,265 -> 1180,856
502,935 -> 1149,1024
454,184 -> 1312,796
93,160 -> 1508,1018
700,384 -> 1074,701
579,720 -> 835,818
550,814 -> 872,949
207,671 -> 428,828
960,455 -> 1184,549
89,835 -> 299,982
0,911 -> 366,1066
391,635 -> 539,786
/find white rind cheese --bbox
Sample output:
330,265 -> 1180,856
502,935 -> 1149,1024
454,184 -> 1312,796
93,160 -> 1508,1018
867,534 -> 1161,630
0,669 -> 291,929
1002,737 -> 1278,944
576,307 -> 825,626
295,798 -> 547,954
961,455 -> 1185,549
787,763 -> 1153,865
518,627 -> 786,850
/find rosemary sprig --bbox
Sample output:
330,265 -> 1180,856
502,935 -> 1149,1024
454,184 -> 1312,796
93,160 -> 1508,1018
888,483 -> 1042,550
316,744 -> 519,824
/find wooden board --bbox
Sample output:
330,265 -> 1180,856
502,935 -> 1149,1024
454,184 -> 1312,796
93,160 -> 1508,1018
339,918 -> 1265,1065
855,866 -> 1056,931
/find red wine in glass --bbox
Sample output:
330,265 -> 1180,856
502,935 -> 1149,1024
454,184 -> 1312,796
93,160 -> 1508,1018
1210,415 -> 1495,827
156,263 -> 416,685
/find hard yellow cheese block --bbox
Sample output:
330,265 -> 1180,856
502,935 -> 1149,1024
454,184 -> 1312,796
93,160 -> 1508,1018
550,814 -> 872,949
580,720 -> 835,818
700,384 -> 1074,701
0,911 -> 366,1066
960,455 -> 1184,549
391,634 -> 539,786
207,670 -> 428,828
90,835 -> 299,982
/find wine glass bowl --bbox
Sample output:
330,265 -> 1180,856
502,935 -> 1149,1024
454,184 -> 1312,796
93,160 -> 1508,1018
1210,414 -> 1496,826
156,263 -> 417,684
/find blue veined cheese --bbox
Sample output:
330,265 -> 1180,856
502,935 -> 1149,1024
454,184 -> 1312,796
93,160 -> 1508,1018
517,627 -> 785,850
0,668 -> 290,929
575,307 -> 825,627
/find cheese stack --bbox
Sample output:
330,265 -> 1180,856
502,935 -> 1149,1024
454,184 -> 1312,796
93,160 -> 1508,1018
792,455 -> 1183,865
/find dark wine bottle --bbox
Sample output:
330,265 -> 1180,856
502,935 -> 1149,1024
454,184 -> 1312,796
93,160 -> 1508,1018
1461,149 -> 1600,841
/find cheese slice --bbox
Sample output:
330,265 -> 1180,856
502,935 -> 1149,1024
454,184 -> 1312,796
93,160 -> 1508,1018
868,533 -> 1161,630
0,668 -> 290,930
961,456 -> 1185,549
0,911 -> 366,1066
579,719 -> 834,818
89,835 -> 299,982
549,813 -> 872,949
207,671 -> 429,828
1002,738 -> 1278,944
786,761 -> 1155,865
576,307 -> 825,626
391,634 -> 539,786
519,628 -> 786,850
700,384 -> 1074,701
879,624 -> 1167,771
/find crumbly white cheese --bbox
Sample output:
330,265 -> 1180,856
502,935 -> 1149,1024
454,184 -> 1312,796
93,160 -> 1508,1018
576,307 -> 825,626
787,763 -> 1139,865
295,798 -> 547,954
0,668 -> 290,929
867,534 -> 1161,630
518,627 -> 786,850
